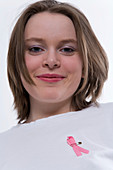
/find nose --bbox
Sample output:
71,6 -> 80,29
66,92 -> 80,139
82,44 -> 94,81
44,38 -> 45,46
42,50 -> 61,69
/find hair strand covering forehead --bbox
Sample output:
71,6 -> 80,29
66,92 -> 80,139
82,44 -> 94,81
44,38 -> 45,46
7,0 -> 109,123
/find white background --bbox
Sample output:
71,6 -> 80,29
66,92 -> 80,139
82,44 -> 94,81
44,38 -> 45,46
0,0 -> 113,133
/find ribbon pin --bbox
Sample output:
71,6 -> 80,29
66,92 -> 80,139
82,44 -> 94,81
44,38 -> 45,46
67,136 -> 89,157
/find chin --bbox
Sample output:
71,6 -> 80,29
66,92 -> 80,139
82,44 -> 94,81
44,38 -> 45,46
39,95 -> 62,103
34,91 -> 65,103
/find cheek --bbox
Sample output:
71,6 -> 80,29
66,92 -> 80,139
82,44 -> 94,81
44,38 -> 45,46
25,55 -> 41,73
21,76 -> 35,97
62,56 -> 83,75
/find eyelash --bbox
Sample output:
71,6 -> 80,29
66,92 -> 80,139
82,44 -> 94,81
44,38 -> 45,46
27,46 -> 76,55
59,47 -> 76,54
28,46 -> 44,53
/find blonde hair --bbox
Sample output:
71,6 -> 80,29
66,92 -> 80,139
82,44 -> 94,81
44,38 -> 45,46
7,0 -> 108,123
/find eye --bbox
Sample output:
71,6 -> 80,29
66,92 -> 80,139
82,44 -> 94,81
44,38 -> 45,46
59,46 -> 76,55
61,47 -> 75,52
27,45 -> 45,55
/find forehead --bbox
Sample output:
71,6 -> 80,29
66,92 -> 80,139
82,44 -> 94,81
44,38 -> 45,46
24,12 -> 77,41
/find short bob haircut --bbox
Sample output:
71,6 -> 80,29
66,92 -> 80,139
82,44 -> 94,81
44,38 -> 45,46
7,0 -> 108,123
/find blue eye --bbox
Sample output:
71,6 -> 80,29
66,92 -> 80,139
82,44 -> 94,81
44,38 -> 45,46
61,47 -> 75,53
59,47 -> 76,55
29,46 -> 44,53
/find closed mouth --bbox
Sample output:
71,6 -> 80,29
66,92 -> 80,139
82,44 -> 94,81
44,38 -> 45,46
36,74 -> 65,82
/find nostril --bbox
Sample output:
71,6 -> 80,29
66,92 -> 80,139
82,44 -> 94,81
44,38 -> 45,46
45,63 -> 49,66
43,61 -> 60,69
54,64 -> 58,67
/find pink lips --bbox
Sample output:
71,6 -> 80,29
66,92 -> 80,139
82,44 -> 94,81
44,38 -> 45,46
37,74 -> 65,82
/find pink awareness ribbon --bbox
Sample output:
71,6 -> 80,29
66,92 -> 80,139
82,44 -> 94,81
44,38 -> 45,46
67,136 -> 89,156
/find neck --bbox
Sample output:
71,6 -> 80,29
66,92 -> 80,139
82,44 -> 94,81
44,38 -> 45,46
26,97 -> 74,123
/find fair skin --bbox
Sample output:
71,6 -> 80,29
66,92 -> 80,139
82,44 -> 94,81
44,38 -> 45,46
22,12 -> 83,123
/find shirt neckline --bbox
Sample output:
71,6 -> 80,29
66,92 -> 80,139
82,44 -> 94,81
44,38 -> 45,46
17,104 -> 94,128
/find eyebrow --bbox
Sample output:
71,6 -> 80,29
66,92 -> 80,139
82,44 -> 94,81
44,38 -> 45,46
25,37 -> 77,44
25,38 -> 45,43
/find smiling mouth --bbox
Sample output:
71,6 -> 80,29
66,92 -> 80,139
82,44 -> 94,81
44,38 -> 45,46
36,74 -> 65,82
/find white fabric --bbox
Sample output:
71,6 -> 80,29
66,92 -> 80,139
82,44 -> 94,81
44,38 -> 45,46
0,103 -> 113,170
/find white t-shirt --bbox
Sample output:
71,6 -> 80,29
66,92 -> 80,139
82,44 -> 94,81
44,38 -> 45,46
0,103 -> 113,170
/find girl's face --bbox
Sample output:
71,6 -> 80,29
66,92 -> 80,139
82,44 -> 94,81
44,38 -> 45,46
22,12 -> 83,106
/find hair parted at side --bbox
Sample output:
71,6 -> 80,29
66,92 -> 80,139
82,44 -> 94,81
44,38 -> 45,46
7,0 -> 109,123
